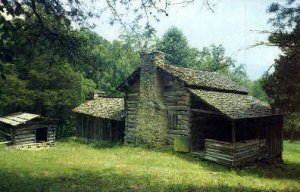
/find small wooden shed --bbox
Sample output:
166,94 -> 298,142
0,112 -> 56,146
73,97 -> 125,142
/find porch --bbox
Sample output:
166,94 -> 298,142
190,112 -> 283,166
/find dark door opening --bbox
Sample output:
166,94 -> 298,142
36,128 -> 48,142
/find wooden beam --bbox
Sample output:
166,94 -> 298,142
81,114 -> 83,138
109,122 -> 112,141
232,121 -> 236,145
191,108 -> 220,115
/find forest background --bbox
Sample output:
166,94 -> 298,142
0,0 -> 299,139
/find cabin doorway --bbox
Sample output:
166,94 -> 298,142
36,128 -> 48,142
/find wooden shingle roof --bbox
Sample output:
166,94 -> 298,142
189,89 -> 272,119
72,97 -> 124,121
158,64 -> 248,93
118,64 -> 248,94
0,112 -> 40,126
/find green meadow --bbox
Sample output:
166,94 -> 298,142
0,139 -> 299,192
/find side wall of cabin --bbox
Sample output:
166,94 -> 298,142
11,120 -> 56,145
76,113 -> 124,142
124,80 -> 140,143
0,123 -> 13,142
124,70 -> 192,149
159,72 -> 192,148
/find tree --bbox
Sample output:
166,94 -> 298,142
264,0 -> 300,113
0,0 -> 205,78
158,26 -> 199,67
263,0 -> 300,139
0,14 -> 96,137
249,77 -> 271,103
73,29 -> 140,96
120,23 -> 159,53
197,44 -> 235,73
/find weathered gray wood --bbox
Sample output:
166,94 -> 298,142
202,139 -> 262,166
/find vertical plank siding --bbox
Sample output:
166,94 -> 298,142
266,115 -> 283,159
76,114 -> 125,142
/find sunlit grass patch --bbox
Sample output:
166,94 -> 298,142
0,138 -> 299,191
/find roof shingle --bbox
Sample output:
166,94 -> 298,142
73,98 -> 124,121
189,89 -> 272,119
159,64 -> 248,93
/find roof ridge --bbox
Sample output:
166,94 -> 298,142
159,63 -> 219,73
158,64 -> 248,94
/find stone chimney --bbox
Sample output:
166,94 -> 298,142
139,51 -> 164,104
135,51 -> 168,146
89,91 -> 106,99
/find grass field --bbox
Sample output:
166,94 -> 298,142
0,139 -> 299,192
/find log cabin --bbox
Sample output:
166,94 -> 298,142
117,51 -> 283,166
0,112 -> 56,147
73,96 -> 125,142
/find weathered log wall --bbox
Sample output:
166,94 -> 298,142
0,119 -> 56,146
123,55 -> 192,147
124,81 -> 139,143
0,125 -> 13,141
160,73 -> 191,146
204,139 -> 265,166
14,128 -> 35,145
47,125 -> 56,143
13,120 -> 56,145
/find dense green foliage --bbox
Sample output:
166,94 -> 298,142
263,0 -> 300,137
0,12 -> 95,137
0,9 -> 139,137
264,0 -> 300,112
1,6 -> 269,138
157,27 -> 199,68
0,139 -> 299,191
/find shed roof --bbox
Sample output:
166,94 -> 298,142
189,89 -> 272,119
72,97 -> 124,121
0,112 -> 40,126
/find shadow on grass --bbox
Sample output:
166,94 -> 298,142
0,167 -> 274,192
241,161 -> 300,181
58,138 -> 300,182
57,137 -> 123,149
127,145 -> 300,182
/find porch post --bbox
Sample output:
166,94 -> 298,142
231,121 -> 236,144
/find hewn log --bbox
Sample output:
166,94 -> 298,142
191,108 -> 220,115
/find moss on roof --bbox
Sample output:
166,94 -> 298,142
159,64 -> 248,93
118,64 -> 248,93
73,98 -> 124,121
189,89 -> 271,119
